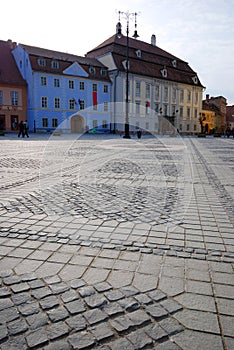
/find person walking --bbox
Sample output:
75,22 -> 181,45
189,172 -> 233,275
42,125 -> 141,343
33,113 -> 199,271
18,121 -> 24,138
23,120 -> 29,138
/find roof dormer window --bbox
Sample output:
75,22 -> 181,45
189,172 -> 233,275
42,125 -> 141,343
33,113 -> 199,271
51,60 -> 59,69
101,69 -> 107,76
161,67 -> 167,78
172,59 -> 177,68
135,49 -> 142,58
38,58 -> 46,67
192,76 -> 198,84
89,67 -> 96,75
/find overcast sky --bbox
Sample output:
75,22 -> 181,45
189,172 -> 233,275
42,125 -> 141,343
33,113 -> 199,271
2,0 -> 234,105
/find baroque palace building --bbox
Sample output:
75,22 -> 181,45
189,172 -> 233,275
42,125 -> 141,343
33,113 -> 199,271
87,23 -> 204,134
12,44 -> 111,133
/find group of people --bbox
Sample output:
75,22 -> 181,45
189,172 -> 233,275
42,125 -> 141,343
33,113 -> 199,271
18,121 -> 29,138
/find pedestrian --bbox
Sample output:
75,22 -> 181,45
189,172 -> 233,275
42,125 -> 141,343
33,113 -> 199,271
226,127 -> 231,138
18,121 -> 24,138
137,129 -> 142,139
23,120 -> 29,138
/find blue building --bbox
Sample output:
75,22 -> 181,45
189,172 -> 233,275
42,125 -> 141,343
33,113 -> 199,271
12,44 -> 111,133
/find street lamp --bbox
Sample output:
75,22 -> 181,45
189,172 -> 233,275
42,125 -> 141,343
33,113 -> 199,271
118,11 -> 139,139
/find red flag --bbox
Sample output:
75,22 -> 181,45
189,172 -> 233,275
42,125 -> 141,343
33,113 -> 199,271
93,91 -> 98,105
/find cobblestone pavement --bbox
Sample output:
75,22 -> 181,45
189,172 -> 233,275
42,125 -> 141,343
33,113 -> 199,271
0,133 -> 233,349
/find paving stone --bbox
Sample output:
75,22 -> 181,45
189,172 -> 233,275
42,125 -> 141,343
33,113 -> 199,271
39,295 -> 60,310
65,299 -> 86,315
0,297 -> 14,310
65,314 -> 87,331
174,309 -> 220,334
7,317 -> 28,335
126,328 -> 153,349
61,289 -> 79,303
172,329 -> 223,350
0,334 -> 28,350
10,282 -> 30,293
68,331 -> 96,349
110,314 -> 133,333
109,338 -> 135,350
84,308 -> 107,325
147,289 -> 167,302
47,305 -> 69,322
103,302 -> 124,316
11,292 -> 31,305
146,304 -> 169,319
31,286 -> 52,299
26,327 -> 48,348
47,321 -> 70,340
105,289 -> 125,301
44,340 -> 70,350
118,297 -> 139,312
26,312 -> 49,329
144,323 -> 167,341
0,306 -> 19,323
159,317 -> 184,335
85,294 -> 107,308
79,285 -> 95,297
0,286 -> 11,297
90,322 -> 114,341
0,324 -> 8,341
154,340 -> 181,350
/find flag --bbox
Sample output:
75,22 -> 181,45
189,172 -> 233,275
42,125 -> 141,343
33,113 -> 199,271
93,91 -> 98,105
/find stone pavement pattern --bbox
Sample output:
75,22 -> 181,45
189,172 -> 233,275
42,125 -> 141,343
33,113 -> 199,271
0,133 -> 233,349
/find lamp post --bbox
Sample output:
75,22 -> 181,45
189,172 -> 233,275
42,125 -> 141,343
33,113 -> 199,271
118,11 -> 139,139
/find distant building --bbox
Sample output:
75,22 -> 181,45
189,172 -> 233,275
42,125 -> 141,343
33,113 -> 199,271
202,95 -> 226,134
0,40 -> 27,132
12,44 -> 111,133
226,105 -> 234,131
86,24 -> 204,134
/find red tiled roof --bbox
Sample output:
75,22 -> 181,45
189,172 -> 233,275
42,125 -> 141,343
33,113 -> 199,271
87,34 -> 204,87
0,40 -> 27,85
20,44 -> 110,81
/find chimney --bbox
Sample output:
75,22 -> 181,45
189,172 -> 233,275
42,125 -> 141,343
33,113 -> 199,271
206,94 -> 209,102
7,39 -> 17,49
151,34 -> 156,46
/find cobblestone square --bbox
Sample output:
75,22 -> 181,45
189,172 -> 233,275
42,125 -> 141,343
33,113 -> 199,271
0,133 -> 233,349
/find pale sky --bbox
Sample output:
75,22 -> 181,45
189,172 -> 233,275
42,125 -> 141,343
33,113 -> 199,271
2,0 -> 234,105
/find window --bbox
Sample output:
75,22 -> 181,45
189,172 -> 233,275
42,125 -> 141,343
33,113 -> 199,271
41,97 -> 47,108
54,78 -> 60,88
69,99 -> 75,110
187,124 -> 190,131
42,118 -> 48,127
172,105 -> 176,115
41,77 -> 47,86
136,49 -> 141,58
187,107 -> 190,119
101,69 -> 107,76
89,67 -> 96,75
102,120 -> 107,128
161,68 -> 167,78
180,90 -> 184,103
93,119 -> 98,128
69,80 -> 74,89
164,104 -> 168,115
80,82 -> 85,90
187,90 -> 191,103
104,102 -> 108,112
38,58 -> 46,66
146,122 -> 149,130
172,59 -> 177,67
54,98 -> 60,109
164,87 -> 168,101
194,124 -> 197,131
0,91 -> 2,105
93,104 -> 97,111
145,83 -> 150,98
103,85 -> 108,93
155,85 -> 160,100
52,118 -> 58,128
92,84 -> 97,92
195,92 -> 198,104
172,88 -> 176,102
11,91 -> 18,106
51,60 -> 59,69
194,108 -> 198,118
179,107 -> 183,118
79,99 -> 85,110
136,81 -> 141,97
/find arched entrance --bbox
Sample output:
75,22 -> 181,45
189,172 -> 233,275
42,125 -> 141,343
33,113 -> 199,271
70,115 -> 85,133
